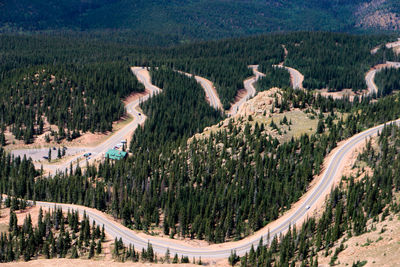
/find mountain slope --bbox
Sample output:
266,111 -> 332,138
1,0 -> 399,41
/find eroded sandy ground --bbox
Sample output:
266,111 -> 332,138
7,90 -> 147,166
1,259 -> 201,267
316,135 -> 400,267
317,88 -> 369,101
318,214 -> 400,267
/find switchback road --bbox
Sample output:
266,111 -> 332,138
176,71 -> 223,110
12,67 -> 161,174
228,65 -> 265,115
35,116 -> 398,259
365,61 -> 400,95
273,64 -> 304,90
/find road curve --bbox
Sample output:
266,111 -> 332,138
176,71 -> 223,110
228,65 -> 265,115
13,67 -> 161,174
385,38 -> 400,50
273,64 -> 304,90
34,117 -> 398,259
365,61 -> 400,95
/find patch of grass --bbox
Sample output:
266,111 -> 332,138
263,110 -> 319,141
0,223 -> 8,233
361,238 -> 372,247
352,260 -> 367,267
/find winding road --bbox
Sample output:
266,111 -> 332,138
35,118 -> 396,259
365,61 -> 400,95
177,71 -> 223,110
273,64 -> 304,90
228,65 -> 265,115
12,67 -> 161,174
11,39 -> 400,260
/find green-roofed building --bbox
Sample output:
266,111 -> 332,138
105,149 -> 127,160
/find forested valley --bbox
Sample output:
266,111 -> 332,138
0,31 -> 400,264
2,85 -> 400,245
0,32 -> 395,133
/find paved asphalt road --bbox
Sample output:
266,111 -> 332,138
177,70 -> 223,110
365,61 -> 400,95
11,67 -> 161,174
193,75 -> 223,110
35,116 -> 398,259
12,55 -> 400,258
229,65 -> 265,115
273,64 -> 304,90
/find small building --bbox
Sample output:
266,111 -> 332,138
105,149 -> 127,160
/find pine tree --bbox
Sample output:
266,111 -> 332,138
89,240 -> 95,259
101,225 -> 105,242
43,242 -> 50,259
9,210 -> 18,233
71,246 -> 79,259
229,250 -> 239,266
165,248 -> 170,263
173,253 -> 179,263
96,239 -> 102,254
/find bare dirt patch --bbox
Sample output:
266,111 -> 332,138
5,90 -> 148,153
318,208 -> 400,267
1,259 -> 202,267
317,88 -> 369,101
0,205 -> 41,228
193,88 -> 333,143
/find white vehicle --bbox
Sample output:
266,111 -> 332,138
306,205 -> 310,210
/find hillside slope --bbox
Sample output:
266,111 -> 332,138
0,0 -> 399,42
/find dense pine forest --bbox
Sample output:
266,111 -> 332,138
284,33 -> 399,91
375,67 -> 400,96
3,86 -> 400,244
256,66 -> 291,91
238,123 -> 400,266
1,31 -> 400,257
130,68 -> 223,151
0,32 -> 395,119
0,63 -> 144,143
0,205 -> 107,262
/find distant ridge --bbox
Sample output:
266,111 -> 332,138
0,0 -> 399,43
